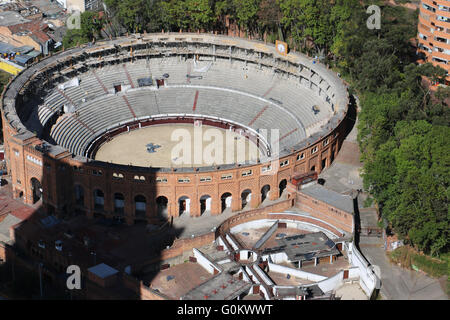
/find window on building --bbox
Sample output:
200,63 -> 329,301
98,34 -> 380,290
241,169 -> 253,177
280,160 -> 289,167
113,173 -> 124,179
423,3 -> 436,13
93,170 -> 103,176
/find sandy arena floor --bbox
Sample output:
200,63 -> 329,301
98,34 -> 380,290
95,124 -> 261,167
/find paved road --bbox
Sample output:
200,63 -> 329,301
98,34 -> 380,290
360,241 -> 448,300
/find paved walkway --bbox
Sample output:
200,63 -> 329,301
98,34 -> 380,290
361,244 -> 448,300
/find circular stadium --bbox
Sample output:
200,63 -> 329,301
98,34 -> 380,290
1,33 -> 349,224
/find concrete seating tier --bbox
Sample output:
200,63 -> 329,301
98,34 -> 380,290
50,86 -> 305,157
43,57 -> 336,158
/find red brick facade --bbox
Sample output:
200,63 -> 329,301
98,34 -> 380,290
1,34 -> 349,226
1,125 -> 345,225
295,192 -> 354,234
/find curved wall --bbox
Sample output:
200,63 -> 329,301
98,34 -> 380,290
1,33 -> 349,224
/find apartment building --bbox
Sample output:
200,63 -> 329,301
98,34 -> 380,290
418,0 -> 450,81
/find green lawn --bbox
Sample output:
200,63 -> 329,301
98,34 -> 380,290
0,70 -> 11,92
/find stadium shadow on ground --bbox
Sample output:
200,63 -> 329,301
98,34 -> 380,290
3,157 -> 184,300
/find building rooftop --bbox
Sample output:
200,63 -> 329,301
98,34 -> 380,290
275,284 -> 325,299
300,183 -> 354,213
0,214 -> 21,242
0,11 -> 31,26
27,0 -> 66,17
261,231 -> 339,262
13,54 -> 33,65
88,263 -> 119,279
0,42 -> 16,54
182,272 -> 252,300
144,262 -> 214,300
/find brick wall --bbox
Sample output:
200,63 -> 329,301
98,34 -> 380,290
140,282 -> 171,300
296,191 -> 354,233
2,33 -> 350,226
0,242 -> 6,262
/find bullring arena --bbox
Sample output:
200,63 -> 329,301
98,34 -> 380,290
0,33 -> 380,300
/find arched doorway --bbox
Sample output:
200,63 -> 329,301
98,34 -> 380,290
321,158 -> 327,170
221,192 -> 232,213
241,189 -> 252,210
114,193 -> 125,215
156,196 -> 168,219
279,179 -> 287,198
30,178 -> 42,204
94,189 -> 104,210
200,195 -> 212,215
178,196 -> 190,216
75,184 -> 84,206
135,195 -> 146,217
261,185 -> 270,203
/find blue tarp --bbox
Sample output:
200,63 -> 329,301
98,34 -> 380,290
0,42 -> 16,54
40,215 -> 60,228
13,54 -> 34,65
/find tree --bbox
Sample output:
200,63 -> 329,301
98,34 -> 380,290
185,0 -> 215,31
257,0 -> 282,40
103,0 -> 150,33
232,0 -> 261,36
387,122 -> 449,255
62,11 -> 104,48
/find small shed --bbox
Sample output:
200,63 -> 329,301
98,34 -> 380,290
88,263 -> 119,288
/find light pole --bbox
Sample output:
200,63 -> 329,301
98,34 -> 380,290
91,251 -> 96,266
11,257 -> 15,283
38,263 -> 43,299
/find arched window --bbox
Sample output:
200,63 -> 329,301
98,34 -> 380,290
30,178 -> 42,204
241,189 -> 252,209
94,189 -> 104,210
135,195 -> 146,217
279,179 -> 287,197
261,185 -> 270,203
156,196 -> 168,219
200,195 -> 211,215
114,193 -> 125,214
220,192 -> 232,213
178,196 -> 190,215
75,185 -> 84,206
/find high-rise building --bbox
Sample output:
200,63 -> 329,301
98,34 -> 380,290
417,0 -> 450,82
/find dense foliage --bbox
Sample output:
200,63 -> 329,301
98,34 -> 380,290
338,4 -> 450,256
62,11 -> 104,48
64,1 -> 449,256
